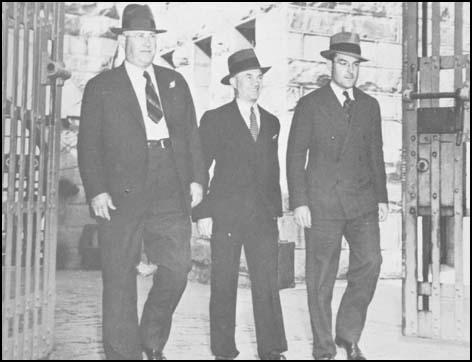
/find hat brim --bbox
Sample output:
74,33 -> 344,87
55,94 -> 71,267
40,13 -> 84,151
320,50 -> 368,62
110,27 -> 167,35
221,66 -> 271,85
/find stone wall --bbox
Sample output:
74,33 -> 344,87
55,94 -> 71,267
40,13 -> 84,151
57,3 -> 470,282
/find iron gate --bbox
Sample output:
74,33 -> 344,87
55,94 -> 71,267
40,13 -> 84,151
2,3 -> 68,359
402,2 -> 470,341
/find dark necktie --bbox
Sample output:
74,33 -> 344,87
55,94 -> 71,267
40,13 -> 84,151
343,90 -> 353,122
250,106 -> 259,141
143,71 -> 163,124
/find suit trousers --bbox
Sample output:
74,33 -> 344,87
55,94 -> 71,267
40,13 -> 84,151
305,210 -> 382,359
99,146 -> 191,360
210,210 -> 287,359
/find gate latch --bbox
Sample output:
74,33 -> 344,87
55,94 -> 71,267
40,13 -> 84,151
41,51 -> 71,86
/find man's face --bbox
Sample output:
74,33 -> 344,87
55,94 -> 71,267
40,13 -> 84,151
230,69 -> 263,103
122,31 -> 157,68
331,53 -> 360,89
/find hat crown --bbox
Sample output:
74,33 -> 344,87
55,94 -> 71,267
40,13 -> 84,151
330,32 -> 361,46
122,4 -> 155,31
228,49 -> 260,70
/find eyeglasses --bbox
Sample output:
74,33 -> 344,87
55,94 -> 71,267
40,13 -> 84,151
124,32 -> 157,41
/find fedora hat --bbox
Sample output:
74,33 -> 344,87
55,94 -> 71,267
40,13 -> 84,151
221,48 -> 271,85
110,4 -> 166,35
320,32 -> 368,62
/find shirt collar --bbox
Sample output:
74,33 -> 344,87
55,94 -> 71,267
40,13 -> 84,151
125,60 -> 155,82
236,98 -> 259,115
330,81 -> 354,104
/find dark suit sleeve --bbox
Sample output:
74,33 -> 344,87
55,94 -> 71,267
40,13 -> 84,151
369,99 -> 388,203
191,111 -> 218,221
180,74 -> 206,188
286,97 -> 312,210
77,78 -> 107,203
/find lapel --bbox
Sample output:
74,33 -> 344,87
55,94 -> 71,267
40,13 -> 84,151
230,99 -> 259,153
256,105 -> 272,146
118,63 -> 146,132
339,87 -> 363,157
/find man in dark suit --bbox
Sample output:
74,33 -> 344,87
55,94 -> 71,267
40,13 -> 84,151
77,5 -> 205,360
193,49 -> 287,360
287,32 -> 389,360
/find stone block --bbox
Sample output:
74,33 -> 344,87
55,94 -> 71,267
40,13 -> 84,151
87,36 -> 118,57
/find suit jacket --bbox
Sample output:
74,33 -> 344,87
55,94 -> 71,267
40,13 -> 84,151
78,63 -> 205,214
192,100 -> 283,231
286,84 -> 388,220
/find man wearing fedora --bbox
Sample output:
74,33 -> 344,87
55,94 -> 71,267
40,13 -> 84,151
287,32 -> 389,360
192,49 -> 287,360
78,4 -> 205,360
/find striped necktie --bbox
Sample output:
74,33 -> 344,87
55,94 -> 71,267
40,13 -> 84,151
250,106 -> 259,141
143,71 -> 163,124
342,90 -> 353,122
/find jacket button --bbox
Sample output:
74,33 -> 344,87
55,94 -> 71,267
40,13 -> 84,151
124,188 -> 131,194
331,136 -> 335,140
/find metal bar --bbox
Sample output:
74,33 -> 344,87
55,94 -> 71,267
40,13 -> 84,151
12,3 -> 30,358
430,135 -> 441,339
402,1 -> 419,338
3,3 -> 20,360
20,3 -> 35,359
453,1 -> 465,342
2,2 -> 8,180
421,2 -> 427,57
45,3 -> 65,350
31,3 -> 46,359
40,3 -> 54,357
431,2 -> 440,110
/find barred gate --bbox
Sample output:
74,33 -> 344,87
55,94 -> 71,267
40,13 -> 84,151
2,3 -> 69,359
402,2 -> 470,341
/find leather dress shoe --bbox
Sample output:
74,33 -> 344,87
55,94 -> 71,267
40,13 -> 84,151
144,348 -> 167,360
316,355 -> 335,360
335,337 -> 366,360
262,352 -> 287,360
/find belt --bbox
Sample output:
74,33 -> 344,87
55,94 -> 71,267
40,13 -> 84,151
147,138 -> 171,149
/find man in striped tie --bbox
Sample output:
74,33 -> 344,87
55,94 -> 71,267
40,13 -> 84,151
193,49 -> 288,360
78,4 -> 205,360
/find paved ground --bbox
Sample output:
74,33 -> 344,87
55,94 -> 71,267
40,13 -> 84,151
50,271 -> 470,360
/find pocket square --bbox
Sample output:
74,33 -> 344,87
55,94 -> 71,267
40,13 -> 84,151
169,80 -> 176,88
272,134 -> 278,140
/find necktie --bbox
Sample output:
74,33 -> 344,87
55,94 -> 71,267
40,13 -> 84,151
342,90 -> 353,122
250,106 -> 259,141
143,71 -> 163,124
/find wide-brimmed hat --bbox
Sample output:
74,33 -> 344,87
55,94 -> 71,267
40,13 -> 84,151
320,32 -> 368,62
221,48 -> 271,85
110,4 -> 166,35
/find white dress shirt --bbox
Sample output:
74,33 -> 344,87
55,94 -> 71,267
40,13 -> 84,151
125,61 -> 170,140
236,98 -> 260,130
330,80 -> 355,106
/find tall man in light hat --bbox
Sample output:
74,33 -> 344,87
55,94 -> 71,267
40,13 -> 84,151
78,4 -> 205,360
287,32 -> 389,360
193,48 -> 288,360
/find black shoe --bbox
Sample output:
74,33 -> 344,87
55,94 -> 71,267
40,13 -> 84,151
316,355 -> 335,360
144,348 -> 167,360
215,357 -> 234,360
262,352 -> 287,360
335,337 -> 366,360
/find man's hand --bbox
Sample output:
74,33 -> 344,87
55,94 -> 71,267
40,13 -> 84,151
294,205 -> 312,229
197,217 -> 213,239
190,182 -> 203,208
378,203 -> 389,222
91,192 -> 116,221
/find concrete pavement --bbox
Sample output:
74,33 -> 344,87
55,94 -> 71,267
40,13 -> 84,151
50,271 -> 470,360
